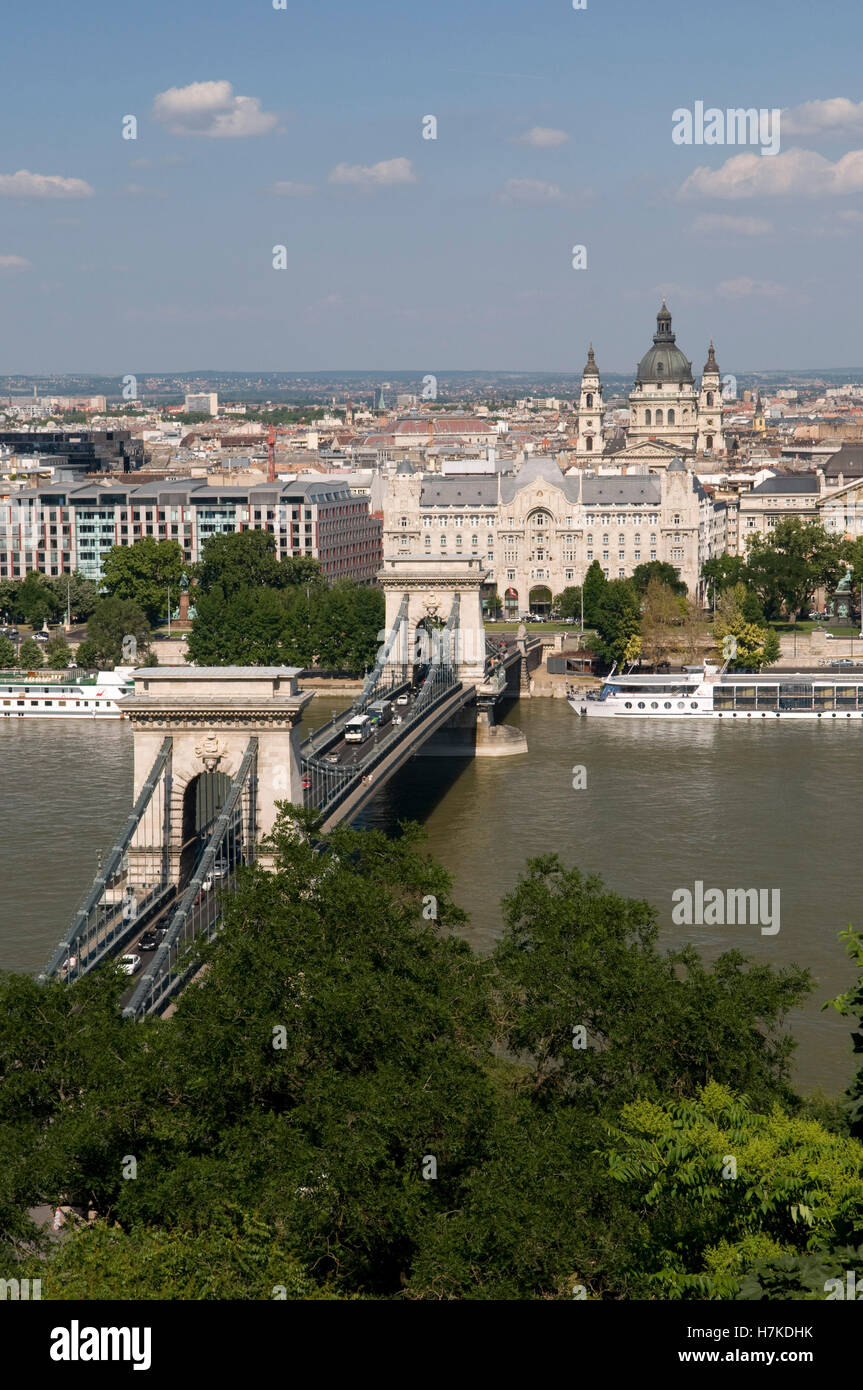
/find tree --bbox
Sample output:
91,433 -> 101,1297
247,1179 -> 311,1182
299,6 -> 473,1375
745,519 -> 849,621
678,597 -> 711,666
581,560 -> 607,627
0,635 -> 16,668
18,636 -> 44,669
606,1082 -> 863,1298
640,577 -> 682,667
45,634 -> 73,669
84,597 -> 150,668
701,554 -> 748,604
194,531 -> 323,601
714,585 -> 780,670
101,538 -> 186,626
825,927 -> 863,1139
43,573 -> 101,624
554,586 -> 582,621
16,573 -> 61,627
491,856 -> 810,1115
632,561 -> 687,598
593,579 -> 641,665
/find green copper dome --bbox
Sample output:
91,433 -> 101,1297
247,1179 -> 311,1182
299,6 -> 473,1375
635,301 -> 694,386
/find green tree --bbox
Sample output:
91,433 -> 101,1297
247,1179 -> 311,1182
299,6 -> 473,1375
18,636 -> 44,668
0,634 -> 16,668
632,560 -> 687,597
825,927 -> 863,1139
491,856 -> 810,1115
593,579 -> 641,665
101,538 -> 186,626
43,572 -> 101,623
84,597 -> 150,668
194,531 -> 323,601
745,519 -> 849,621
640,577 -> 683,667
701,554 -> 749,603
554,586 -> 582,621
45,634 -> 73,669
606,1082 -> 863,1298
581,560 -> 607,627
16,573 -> 61,627
715,585 -> 780,669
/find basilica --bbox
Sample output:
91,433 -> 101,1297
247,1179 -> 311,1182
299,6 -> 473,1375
574,301 -> 725,468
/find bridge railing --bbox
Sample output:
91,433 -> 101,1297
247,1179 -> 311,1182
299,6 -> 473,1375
302,593 -> 463,821
121,737 -> 258,1021
40,737 -> 174,984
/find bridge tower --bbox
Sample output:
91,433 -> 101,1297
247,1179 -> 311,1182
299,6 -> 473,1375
123,667 -> 313,880
377,554 -> 489,683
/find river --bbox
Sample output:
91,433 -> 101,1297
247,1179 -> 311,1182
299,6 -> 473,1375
0,697 -> 859,1095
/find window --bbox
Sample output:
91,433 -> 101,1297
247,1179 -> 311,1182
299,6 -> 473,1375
618,534 -> 625,545
650,533 -> 657,544
618,569 -> 625,578
668,408 -> 675,425
634,550 -> 641,561
650,549 -> 657,560
656,409 -> 663,426
645,409 -> 651,426
585,437 -> 593,451
602,550 -> 609,561
673,514 -> 680,525
586,550 -> 593,561
602,534 -> 609,545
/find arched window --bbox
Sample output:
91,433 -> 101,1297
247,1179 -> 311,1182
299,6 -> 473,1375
706,434 -> 714,450
645,409 -> 651,426
667,408 -> 675,425
656,409 -> 663,426
706,391 -> 714,406
586,392 -> 593,407
585,436 -> 593,451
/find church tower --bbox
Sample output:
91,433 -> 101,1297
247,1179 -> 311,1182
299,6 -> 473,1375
575,343 -> 603,463
753,390 -> 766,435
696,341 -> 724,455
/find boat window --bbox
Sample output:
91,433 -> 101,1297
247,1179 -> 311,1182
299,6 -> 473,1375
624,702 -> 632,709
637,702 -> 645,709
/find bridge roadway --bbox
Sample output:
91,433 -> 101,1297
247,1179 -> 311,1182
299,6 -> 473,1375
302,677 -> 477,833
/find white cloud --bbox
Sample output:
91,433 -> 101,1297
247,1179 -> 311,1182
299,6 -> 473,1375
680,146 -> 863,199
498,178 -> 563,205
514,126 -> 569,147
688,213 -> 773,235
0,254 -> 31,270
716,277 -> 787,300
328,157 -> 416,189
0,170 -> 94,199
153,80 -> 277,137
783,97 -> 863,137
269,181 -> 316,197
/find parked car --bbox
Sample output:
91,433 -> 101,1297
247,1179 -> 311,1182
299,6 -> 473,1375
34,631 -> 50,643
834,658 -> 854,667
824,632 -> 834,639
118,954 -> 142,975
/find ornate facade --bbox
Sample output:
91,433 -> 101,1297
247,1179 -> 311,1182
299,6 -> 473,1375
383,454 -> 712,613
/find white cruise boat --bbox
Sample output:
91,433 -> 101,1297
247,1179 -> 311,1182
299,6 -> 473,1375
0,668 -> 134,719
569,662 -> 863,720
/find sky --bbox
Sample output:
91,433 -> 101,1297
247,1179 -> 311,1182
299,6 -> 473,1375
2,0 -> 863,374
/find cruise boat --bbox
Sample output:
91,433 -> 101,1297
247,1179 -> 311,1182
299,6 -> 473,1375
0,668 -> 134,719
569,662 -> 863,720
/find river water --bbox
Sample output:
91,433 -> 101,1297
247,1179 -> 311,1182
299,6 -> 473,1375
1,698 -> 859,1095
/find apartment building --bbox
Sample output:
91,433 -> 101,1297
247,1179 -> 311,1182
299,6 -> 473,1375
0,478 -> 381,585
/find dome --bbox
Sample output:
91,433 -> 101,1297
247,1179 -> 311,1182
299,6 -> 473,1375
635,301 -> 694,386
395,458 -> 414,474
667,457 -> 687,472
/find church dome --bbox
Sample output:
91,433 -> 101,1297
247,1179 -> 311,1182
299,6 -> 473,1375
635,301 -> 694,386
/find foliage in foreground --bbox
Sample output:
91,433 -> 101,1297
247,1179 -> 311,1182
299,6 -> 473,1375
0,812 -> 860,1300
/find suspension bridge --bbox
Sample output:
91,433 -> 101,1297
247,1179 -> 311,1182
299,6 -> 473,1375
39,556 -> 540,1019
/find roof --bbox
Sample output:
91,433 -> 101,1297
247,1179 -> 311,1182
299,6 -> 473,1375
635,303 -> 694,386
748,474 -> 820,495
823,444 -> 863,477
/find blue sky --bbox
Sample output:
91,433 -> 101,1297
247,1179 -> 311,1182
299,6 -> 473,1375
2,0 -> 863,373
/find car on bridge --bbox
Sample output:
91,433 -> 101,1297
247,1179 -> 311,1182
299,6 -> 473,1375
138,931 -> 161,952
396,692 -> 410,705
118,953 -> 142,975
